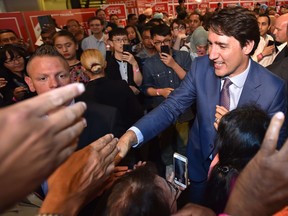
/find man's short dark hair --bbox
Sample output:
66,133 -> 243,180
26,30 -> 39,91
27,45 -> 68,76
189,12 -> 203,22
127,13 -> 137,22
108,28 -> 128,40
258,14 -> 271,26
87,16 -> 104,25
140,25 -> 152,36
209,7 -> 260,55
150,24 -> 171,38
95,8 -> 105,16
0,29 -> 18,38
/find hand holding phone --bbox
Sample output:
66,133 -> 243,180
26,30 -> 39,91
161,45 -> 170,55
123,44 -> 132,54
173,153 -> 188,189
37,15 -> 55,31
267,40 -> 275,46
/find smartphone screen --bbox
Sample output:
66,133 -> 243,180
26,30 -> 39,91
37,15 -> 54,30
123,44 -> 132,53
267,40 -> 275,46
161,45 -> 170,54
173,153 -> 188,188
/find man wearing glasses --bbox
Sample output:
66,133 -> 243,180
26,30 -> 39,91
141,23 -> 192,178
81,17 -> 107,59
105,28 -> 142,95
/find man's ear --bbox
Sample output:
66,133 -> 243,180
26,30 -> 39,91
108,40 -> 113,48
24,76 -> 36,92
243,40 -> 255,55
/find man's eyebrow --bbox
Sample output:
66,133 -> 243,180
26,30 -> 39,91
208,40 -> 228,46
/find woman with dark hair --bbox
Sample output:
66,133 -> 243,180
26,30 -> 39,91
124,25 -> 142,54
0,44 -> 33,106
204,105 -> 270,214
53,30 -> 89,83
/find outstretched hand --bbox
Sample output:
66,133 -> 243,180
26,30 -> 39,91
41,134 -> 119,216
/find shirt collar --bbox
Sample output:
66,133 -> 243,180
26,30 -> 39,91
224,59 -> 251,88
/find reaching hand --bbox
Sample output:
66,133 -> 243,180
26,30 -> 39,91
41,134 -> 119,215
0,83 -> 86,211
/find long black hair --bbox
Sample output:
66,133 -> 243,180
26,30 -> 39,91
204,105 -> 270,214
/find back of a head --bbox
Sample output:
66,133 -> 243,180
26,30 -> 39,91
138,14 -> 147,24
105,165 -> 171,216
204,105 -> 270,214
208,7 -> 260,55
217,105 -> 270,167
80,49 -> 105,74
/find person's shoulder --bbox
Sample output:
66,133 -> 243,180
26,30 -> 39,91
193,55 -> 210,64
143,53 -> 159,64
252,60 -> 285,84
173,49 -> 190,57
83,35 -> 93,41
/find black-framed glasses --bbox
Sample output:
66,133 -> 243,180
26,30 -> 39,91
4,55 -> 23,64
112,38 -> 129,43
153,39 -> 171,46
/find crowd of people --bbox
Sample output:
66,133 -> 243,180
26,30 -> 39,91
0,2 -> 288,215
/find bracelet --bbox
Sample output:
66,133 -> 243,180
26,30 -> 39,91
133,68 -> 140,73
257,53 -> 263,60
156,89 -> 160,96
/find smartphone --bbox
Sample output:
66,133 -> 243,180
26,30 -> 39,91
161,45 -> 170,54
268,40 -> 275,46
37,15 -> 54,30
173,152 -> 188,188
123,44 -> 132,53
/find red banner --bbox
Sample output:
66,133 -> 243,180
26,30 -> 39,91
22,9 -> 96,49
107,0 -> 138,14
152,2 -> 169,12
240,2 -> 254,8
101,4 -> 127,19
0,12 -> 29,44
